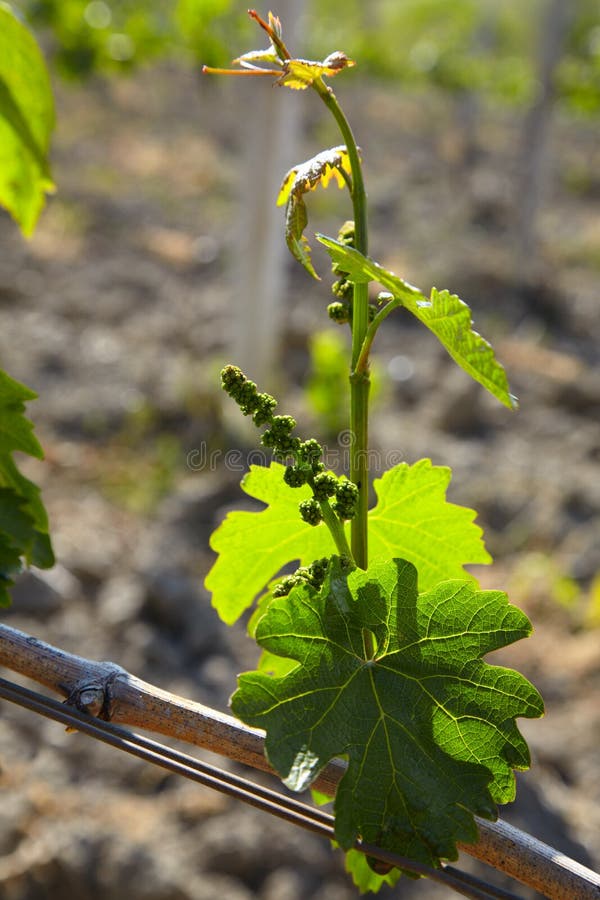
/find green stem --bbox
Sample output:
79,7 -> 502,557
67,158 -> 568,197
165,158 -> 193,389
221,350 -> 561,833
312,77 -> 370,572
355,298 -> 403,376
318,498 -> 354,563
348,362 -> 369,569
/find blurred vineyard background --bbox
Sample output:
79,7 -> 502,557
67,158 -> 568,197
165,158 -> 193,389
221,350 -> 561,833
1,2 -> 599,898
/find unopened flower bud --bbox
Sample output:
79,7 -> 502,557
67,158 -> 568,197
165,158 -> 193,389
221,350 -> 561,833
338,220 -> 355,246
299,497 -> 323,526
332,479 -> 359,520
298,439 -> 322,463
284,465 -> 307,488
328,301 -> 351,324
313,472 -> 338,501
252,393 -> 277,426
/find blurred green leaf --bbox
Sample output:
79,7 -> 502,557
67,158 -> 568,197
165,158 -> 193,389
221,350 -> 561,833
0,369 -> 54,606
306,330 -> 350,435
0,4 -> 55,235
18,0 -> 599,115
585,572 -> 600,628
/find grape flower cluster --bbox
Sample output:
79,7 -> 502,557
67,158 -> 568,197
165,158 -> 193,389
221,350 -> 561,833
272,556 -> 330,598
220,365 -> 359,530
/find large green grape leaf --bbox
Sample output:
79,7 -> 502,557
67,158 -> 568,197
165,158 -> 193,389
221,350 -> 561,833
0,5 -> 55,236
317,236 -> 516,409
369,459 -> 491,590
232,558 -> 544,871
0,369 -> 54,606
206,459 -> 490,624
205,464 -> 336,625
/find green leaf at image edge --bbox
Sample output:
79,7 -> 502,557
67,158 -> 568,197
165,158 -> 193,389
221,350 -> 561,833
0,5 -> 55,236
205,459 -> 490,625
232,557 -> 544,872
0,369 -> 54,606
317,235 -> 517,410
0,369 -> 44,459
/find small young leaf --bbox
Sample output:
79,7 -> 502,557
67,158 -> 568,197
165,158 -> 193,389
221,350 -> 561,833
285,194 -> 319,280
278,53 -> 355,90
206,460 -> 490,624
278,147 -> 353,280
317,237 -> 516,409
267,11 -> 283,39
0,369 -> 54,605
232,558 -> 544,869
233,47 -> 281,68
0,6 -> 55,236
277,146 -> 353,207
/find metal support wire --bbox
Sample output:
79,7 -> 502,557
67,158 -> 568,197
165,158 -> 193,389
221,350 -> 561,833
0,676 -> 523,900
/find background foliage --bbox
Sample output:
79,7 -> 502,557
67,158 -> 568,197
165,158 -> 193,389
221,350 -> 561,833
12,0 -> 600,114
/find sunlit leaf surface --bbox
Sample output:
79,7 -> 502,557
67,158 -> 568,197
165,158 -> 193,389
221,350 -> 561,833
206,460 -> 490,623
318,237 -> 517,409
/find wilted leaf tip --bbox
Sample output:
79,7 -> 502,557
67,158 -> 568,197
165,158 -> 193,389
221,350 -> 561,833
277,146 -> 354,207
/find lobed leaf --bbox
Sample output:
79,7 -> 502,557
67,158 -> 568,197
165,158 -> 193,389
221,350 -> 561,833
277,146 -> 353,207
205,464 -> 337,625
205,460 -> 490,624
0,369 -> 54,605
317,236 -> 516,409
232,558 -> 544,870
369,459 -> 491,591
0,6 -> 55,236
344,849 -> 401,892
0,370 -> 43,460
278,53 -> 355,90
278,147 -> 353,280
